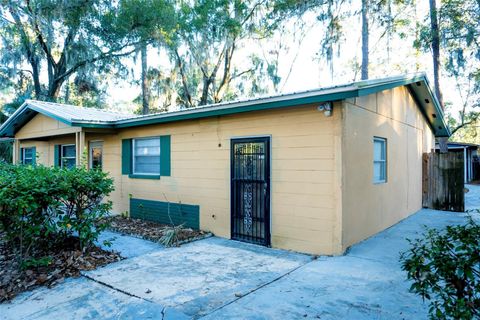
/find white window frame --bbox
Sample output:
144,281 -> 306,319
22,147 -> 34,165
61,144 -> 76,168
132,137 -> 161,175
373,137 -> 387,184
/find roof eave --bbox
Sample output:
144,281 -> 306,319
115,89 -> 359,128
0,74 -> 451,138
0,101 -> 74,138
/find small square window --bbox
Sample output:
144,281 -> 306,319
373,137 -> 387,183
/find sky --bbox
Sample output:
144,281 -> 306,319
106,1 -> 463,119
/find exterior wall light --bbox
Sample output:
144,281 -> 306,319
317,102 -> 332,117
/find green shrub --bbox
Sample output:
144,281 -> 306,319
0,164 -> 63,256
55,167 -> 114,249
400,218 -> 480,319
0,163 -> 114,260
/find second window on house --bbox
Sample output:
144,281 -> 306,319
21,147 -> 35,165
61,144 -> 76,169
373,137 -> 387,183
133,137 -> 160,175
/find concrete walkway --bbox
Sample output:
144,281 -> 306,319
1,190 -> 478,319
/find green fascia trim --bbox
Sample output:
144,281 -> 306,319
406,85 -> 435,133
420,77 -> 451,136
356,76 -> 425,96
27,104 -> 73,126
406,80 -> 450,137
128,174 -> 160,180
0,104 -> 35,137
356,74 -> 450,137
0,102 -> 73,137
115,91 -> 358,128
1,74 -> 450,138
71,121 -> 116,128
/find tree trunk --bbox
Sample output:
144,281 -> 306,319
64,78 -> 70,103
47,78 -> 64,101
30,57 -> 42,99
429,0 -> 443,108
361,0 -> 369,80
199,77 -> 211,106
141,44 -> 149,115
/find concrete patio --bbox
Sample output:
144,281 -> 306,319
1,185 -> 479,319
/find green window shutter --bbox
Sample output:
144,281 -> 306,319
122,139 -> 132,175
54,145 -> 60,167
160,135 -> 171,176
19,148 -> 24,164
32,147 -> 36,166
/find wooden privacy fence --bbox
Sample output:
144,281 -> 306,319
422,152 -> 464,212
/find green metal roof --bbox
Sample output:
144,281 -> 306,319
0,73 -> 450,138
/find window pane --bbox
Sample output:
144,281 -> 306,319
91,147 -> 102,169
135,139 -> 160,155
373,140 -> 384,161
63,145 -> 76,158
64,158 -> 76,169
373,162 -> 382,181
24,148 -> 33,159
380,162 -> 386,180
133,138 -> 160,174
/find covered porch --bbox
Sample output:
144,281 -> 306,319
13,128 -> 110,169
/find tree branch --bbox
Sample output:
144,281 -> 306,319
174,49 -> 194,108
25,0 -> 57,69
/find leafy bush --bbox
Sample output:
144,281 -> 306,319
0,164 -> 63,256
400,218 -> 480,319
0,163 -> 114,261
55,167 -> 114,249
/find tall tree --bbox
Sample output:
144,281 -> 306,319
0,0 -> 152,102
440,0 -> 480,136
415,0 -> 480,137
140,44 -> 149,114
170,0 -> 278,107
361,0 -> 369,79
114,0 -> 175,114
428,0 -> 442,107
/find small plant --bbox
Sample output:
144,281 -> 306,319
400,218 -> 480,319
21,256 -> 53,270
159,224 -> 184,247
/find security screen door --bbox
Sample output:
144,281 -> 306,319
231,137 -> 271,246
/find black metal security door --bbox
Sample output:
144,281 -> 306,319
231,137 -> 270,246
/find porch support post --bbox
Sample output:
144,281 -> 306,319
75,131 -> 86,167
12,139 -> 20,164
464,147 -> 467,184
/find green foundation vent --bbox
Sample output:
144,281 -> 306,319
130,198 -> 200,229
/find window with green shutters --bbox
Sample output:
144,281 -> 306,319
61,144 -> 76,169
53,144 -> 76,168
20,147 -> 36,165
122,135 -> 171,178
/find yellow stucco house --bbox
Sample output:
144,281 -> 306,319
0,73 -> 450,255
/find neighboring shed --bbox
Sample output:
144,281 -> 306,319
0,73 -> 450,255
435,142 -> 479,183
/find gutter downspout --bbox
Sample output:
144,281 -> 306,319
464,147 -> 467,184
